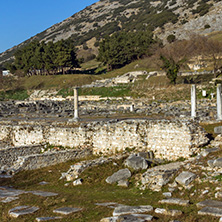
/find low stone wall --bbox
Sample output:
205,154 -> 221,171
14,149 -> 91,171
0,145 -> 42,168
0,119 -> 208,160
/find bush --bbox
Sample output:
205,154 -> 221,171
167,34 -> 176,43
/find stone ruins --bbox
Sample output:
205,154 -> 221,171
0,80 -> 222,221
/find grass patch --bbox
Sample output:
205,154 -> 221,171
0,89 -> 29,101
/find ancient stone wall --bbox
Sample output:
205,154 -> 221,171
0,119 -> 208,160
0,145 -> 42,168
14,149 -> 91,171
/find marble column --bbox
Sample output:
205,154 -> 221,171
217,84 -> 222,120
191,84 -> 196,118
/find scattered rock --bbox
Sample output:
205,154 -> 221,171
140,162 -> 183,191
163,192 -> 172,197
106,168 -> 131,184
213,158 -> 222,167
124,155 -> 149,170
155,208 -> 183,216
28,191 -> 58,197
36,216 -> 63,221
73,178 -> 83,186
9,206 -> 39,218
1,196 -> 19,203
117,180 -> 129,187
100,217 -> 118,222
200,148 -> 219,157
159,198 -> 190,206
113,205 -> 153,216
196,199 -> 222,208
175,171 -> 197,186
198,207 -> 222,217
53,207 -> 82,215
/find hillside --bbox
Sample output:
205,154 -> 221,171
0,0 -> 222,64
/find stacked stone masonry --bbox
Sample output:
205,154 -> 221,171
0,119 -> 208,160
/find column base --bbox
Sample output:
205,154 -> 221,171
68,117 -> 80,122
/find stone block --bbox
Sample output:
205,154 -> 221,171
155,208 -> 182,216
159,198 -> 190,206
9,206 -> 39,218
73,178 -> 83,186
124,155 -> 149,170
113,205 -> 153,216
106,168 -> 131,184
175,171 -> 196,186
213,158 -> 222,167
117,180 -> 129,187
53,207 -> 82,215
29,191 -> 58,197
36,216 -> 62,221
198,207 -> 222,217
196,199 -> 222,208
214,126 -> 222,134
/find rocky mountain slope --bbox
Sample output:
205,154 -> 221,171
1,0 -> 222,64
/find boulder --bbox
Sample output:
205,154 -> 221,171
175,171 -> 196,186
213,158 -> 222,167
106,169 -> 131,184
124,155 -> 149,170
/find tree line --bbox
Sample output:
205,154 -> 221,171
97,30 -> 158,71
11,39 -> 79,76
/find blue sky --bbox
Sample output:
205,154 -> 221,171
0,0 -> 98,53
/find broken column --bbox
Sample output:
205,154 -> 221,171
217,84 -> 222,120
73,87 -> 79,120
191,84 -> 196,118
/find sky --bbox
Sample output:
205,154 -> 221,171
0,0 -> 98,53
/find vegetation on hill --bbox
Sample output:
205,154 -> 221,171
9,40 -> 79,76
97,30 -> 158,70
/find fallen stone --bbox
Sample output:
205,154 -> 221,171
200,148 -> 219,157
0,186 -> 26,198
28,191 -> 58,197
215,192 -> 222,198
163,192 -> 172,197
214,126 -> 222,134
140,162 -> 183,191
207,160 -> 215,167
106,169 -> 131,184
9,206 -> 39,218
113,205 -> 153,216
73,178 -> 83,186
196,199 -> 222,208
198,207 -> 222,217
0,174 -> 13,179
100,217 -> 118,222
95,202 -> 119,208
154,208 -> 182,216
1,196 -> 19,203
124,155 -> 149,170
175,171 -> 196,186
117,214 -> 151,222
53,207 -> 82,215
130,214 -> 153,221
36,216 -> 63,221
159,198 -> 190,206
117,180 -> 129,187
39,181 -> 49,185
213,158 -> 222,167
